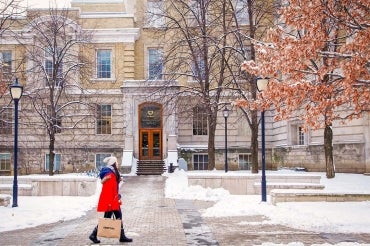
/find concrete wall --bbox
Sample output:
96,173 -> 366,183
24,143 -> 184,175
0,176 -> 97,196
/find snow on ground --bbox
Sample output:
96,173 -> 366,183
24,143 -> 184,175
0,169 -> 369,246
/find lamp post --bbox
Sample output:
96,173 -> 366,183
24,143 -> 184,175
223,106 -> 230,173
10,78 -> 23,207
257,78 -> 268,202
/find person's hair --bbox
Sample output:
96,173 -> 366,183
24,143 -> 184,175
112,163 -> 120,183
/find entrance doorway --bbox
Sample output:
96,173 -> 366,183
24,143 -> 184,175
139,103 -> 162,160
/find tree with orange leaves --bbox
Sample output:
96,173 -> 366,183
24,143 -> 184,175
239,0 -> 370,178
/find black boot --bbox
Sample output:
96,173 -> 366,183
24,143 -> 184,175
89,226 -> 101,244
119,229 -> 133,243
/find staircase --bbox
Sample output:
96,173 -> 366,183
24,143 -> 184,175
136,160 -> 167,175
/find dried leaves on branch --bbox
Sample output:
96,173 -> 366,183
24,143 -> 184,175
239,0 -> 370,129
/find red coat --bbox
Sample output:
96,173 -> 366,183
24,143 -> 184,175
97,172 -> 120,212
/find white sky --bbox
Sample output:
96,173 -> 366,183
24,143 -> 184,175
1,170 -> 370,246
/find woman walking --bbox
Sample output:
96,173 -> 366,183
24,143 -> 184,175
89,156 -> 133,244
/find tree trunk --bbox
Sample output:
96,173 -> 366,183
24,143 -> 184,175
208,113 -> 217,170
250,109 -> 259,173
324,124 -> 335,178
48,133 -> 55,176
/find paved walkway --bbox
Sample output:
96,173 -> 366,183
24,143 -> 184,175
0,175 -> 370,246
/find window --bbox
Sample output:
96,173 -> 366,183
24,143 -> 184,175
0,153 -> 11,172
0,107 -> 12,134
193,105 -> 208,135
45,153 -> 61,171
146,0 -> 165,27
45,47 -> 64,87
96,153 -> 111,170
289,123 -> 306,145
235,0 -> 249,25
188,0 -> 207,26
239,154 -> 251,170
148,48 -> 163,80
298,126 -> 305,145
191,54 -> 206,81
0,51 -> 12,76
193,154 -> 208,170
237,45 -> 252,62
96,50 -> 112,78
97,104 -> 112,134
47,105 -> 62,133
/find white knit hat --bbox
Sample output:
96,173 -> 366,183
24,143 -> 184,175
103,156 -> 117,166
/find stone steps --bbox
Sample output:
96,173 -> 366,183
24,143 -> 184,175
253,182 -> 325,195
270,189 -> 370,205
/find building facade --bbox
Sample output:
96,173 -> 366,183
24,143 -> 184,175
0,0 -> 369,176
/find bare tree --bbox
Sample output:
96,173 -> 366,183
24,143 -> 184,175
145,0 -> 252,170
0,0 -> 25,97
226,0 -> 276,173
16,7 -> 93,175
145,0 -> 275,171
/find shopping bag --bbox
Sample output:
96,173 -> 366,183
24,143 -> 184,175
97,217 -> 121,238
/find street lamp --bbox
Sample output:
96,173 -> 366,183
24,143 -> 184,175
10,78 -> 23,207
257,77 -> 268,202
223,106 -> 230,173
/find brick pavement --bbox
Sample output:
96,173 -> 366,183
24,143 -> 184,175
0,175 -> 369,246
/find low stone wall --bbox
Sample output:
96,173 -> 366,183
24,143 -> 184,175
187,173 -> 322,195
0,175 -> 97,196
271,189 -> 370,205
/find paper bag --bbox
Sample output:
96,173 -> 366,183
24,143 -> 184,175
97,217 -> 121,238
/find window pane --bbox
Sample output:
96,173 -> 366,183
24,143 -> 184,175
193,154 -> 208,170
298,126 -> 305,145
0,51 -> 12,74
0,107 -> 12,134
0,153 -> 11,171
97,104 -> 112,134
236,0 -> 249,25
239,154 -> 251,170
193,106 -> 207,135
45,154 -> 61,171
97,50 -> 111,78
146,1 -> 165,27
148,48 -> 163,80
96,153 -> 111,170
44,47 -> 64,87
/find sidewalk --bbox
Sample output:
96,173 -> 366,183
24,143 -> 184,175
0,175 -> 369,246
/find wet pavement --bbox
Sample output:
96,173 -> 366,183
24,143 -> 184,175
0,175 -> 369,246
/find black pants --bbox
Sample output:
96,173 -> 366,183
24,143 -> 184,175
104,210 -> 123,229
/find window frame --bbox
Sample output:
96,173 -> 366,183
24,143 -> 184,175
145,0 -> 165,28
235,0 -> 250,25
148,48 -> 163,80
238,153 -> 251,170
0,153 -> 11,171
0,51 -> 12,75
96,104 -> 112,135
45,153 -> 62,172
192,105 -> 208,136
44,46 -> 64,87
193,153 -> 208,170
0,107 -> 12,135
95,153 -> 112,170
96,49 -> 112,79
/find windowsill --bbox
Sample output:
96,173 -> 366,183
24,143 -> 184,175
90,78 -> 116,83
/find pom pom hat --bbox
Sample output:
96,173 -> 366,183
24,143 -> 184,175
103,156 -> 117,166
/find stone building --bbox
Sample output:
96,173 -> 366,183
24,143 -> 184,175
0,0 -> 369,176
